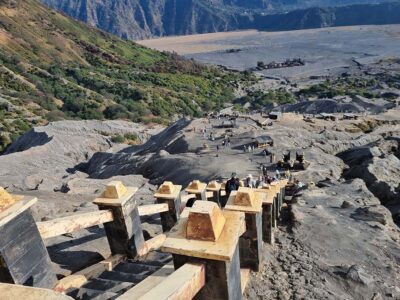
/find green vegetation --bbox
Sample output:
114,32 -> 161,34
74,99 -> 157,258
239,89 -> 295,110
355,119 -> 385,133
111,133 -> 139,144
111,135 -> 125,143
298,78 -> 380,99
0,0 -> 254,151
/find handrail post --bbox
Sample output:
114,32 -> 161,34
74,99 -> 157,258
154,182 -> 182,232
93,181 -> 145,258
162,201 -> 245,299
206,181 -> 222,207
185,180 -> 207,207
225,188 -> 264,272
0,188 -> 57,288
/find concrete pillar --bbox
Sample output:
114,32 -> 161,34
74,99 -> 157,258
256,185 -> 278,244
280,179 -> 287,207
94,181 -> 145,259
161,201 -> 245,300
225,188 -> 263,272
262,203 -> 274,244
0,189 -> 57,288
269,183 -> 280,226
154,182 -> 182,232
274,194 -> 279,227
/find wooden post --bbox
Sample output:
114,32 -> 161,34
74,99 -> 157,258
162,201 -> 245,299
185,180 -> 207,207
93,181 -> 145,259
154,182 -> 182,232
0,189 -> 57,288
225,188 -> 263,272
206,181 -> 222,207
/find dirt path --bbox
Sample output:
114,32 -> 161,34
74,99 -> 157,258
246,206 -> 332,299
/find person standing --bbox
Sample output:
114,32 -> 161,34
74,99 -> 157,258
263,165 -> 268,177
245,174 -> 256,188
225,173 -> 240,199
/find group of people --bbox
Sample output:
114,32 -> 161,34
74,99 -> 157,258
225,169 -> 292,197
222,138 -> 231,148
243,144 -> 255,153
201,127 -> 216,141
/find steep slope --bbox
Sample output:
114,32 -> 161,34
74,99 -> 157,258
41,0 -> 241,40
41,0 -> 398,39
0,0 -> 249,151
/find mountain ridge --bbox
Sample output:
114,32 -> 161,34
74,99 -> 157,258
41,0 -> 400,40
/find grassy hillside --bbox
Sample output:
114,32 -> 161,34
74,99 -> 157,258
0,0 -> 253,151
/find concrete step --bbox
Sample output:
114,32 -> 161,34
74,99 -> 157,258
99,270 -> 146,283
134,259 -> 168,267
114,262 -> 160,275
68,287 -> 118,300
82,278 -> 134,294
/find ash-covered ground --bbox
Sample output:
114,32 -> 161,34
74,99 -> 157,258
1,109 -> 399,299
140,25 -> 400,82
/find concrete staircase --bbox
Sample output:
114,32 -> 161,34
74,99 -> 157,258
67,252 -> 172,300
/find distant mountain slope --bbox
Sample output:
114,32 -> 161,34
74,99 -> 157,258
41,0 -> 398,39
0,0 -> 248,151
248,2 -> 400,31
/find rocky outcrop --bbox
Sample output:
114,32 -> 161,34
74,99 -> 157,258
339,139 -> 400,204
338,138 -> 400,224
0,120 -> 158,192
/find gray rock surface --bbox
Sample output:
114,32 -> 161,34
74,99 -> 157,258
0,110 -> 399,297
246,179 -> 400,299
0,120 -> 161,192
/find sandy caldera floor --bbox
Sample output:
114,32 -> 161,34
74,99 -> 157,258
138,25 -> 400,80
